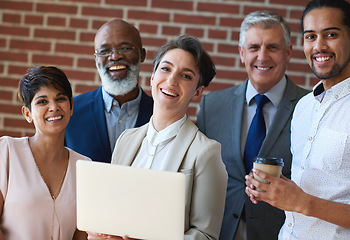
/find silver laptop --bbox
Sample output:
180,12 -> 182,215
76,160 -> 185,240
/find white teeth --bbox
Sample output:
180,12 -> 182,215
47,116 -> 62,121
315,57 -> 331,62
256,66 -> 270,70
109,65 -> 126,71
161,89 -> 177,97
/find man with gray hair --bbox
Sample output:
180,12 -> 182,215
197,11 -> 308,240
65,19 -> 153,163
246,0 -> 350,239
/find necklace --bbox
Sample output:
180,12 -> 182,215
32,149 -> 69,240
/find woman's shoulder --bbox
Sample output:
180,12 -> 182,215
67,148 -> 92,162
185,121 -> 221,148
119,124 -> 149,141
181,122 -> 222,162
188,125 -> 226,176
0,137 -> 30,174
195,130 -> 220,147
0,136 -> 29,146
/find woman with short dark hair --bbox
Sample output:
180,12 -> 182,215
0,66 -> 90,240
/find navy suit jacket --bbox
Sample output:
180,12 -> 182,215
196,77 -> 309,240
65,86 -> 153,163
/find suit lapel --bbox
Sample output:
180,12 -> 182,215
230,82 -> 248,177
118,124 -> 149,166
163,118 -> 198,172
90,87 -> 112,160
116,118 -> 197,172
259,77 -> 298,156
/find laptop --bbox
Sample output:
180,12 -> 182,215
76,160 -> 186,240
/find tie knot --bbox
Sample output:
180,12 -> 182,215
254,94 -> 269,109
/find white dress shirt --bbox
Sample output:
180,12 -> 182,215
132,115 -> 187,170
279,77 -> 350,239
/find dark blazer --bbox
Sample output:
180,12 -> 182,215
196,77 -> 309,240
65,86 -> 153,163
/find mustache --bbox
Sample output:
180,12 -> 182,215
311,51 -> 335,59
103,60 -> 130,70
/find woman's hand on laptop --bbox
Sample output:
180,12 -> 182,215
87,232 -> 121,239
87,232 -> 141,239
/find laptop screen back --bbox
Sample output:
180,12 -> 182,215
76,160 -> 185,240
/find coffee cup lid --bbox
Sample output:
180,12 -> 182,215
253,157 -> 284,166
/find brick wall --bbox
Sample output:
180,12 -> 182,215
0,0 -> 319,137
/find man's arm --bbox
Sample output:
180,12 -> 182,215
245,170 -> 350,229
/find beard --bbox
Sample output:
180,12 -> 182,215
311,62 -> 345,80
310,52 -> 350,80
96,59 -> 141,96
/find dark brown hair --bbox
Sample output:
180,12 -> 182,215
18,66 -> 73,110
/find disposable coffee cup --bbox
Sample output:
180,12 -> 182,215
253,157 -> 284,192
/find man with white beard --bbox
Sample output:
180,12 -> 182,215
65,19 -> 153,163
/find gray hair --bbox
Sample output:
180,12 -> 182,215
239,11 -> 291,47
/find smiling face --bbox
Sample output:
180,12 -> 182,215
303,7 -> 350,89
22,86 -> 73,136
94,19 -> 146,96
239,24 -> 292,93
151,48 -> 203,121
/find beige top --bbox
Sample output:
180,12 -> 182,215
0,136 -> 91,240
111,117 -> 228,240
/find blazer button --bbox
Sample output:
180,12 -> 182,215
232,213 -> 239,219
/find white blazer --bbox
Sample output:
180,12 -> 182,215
111,117 -> 228,240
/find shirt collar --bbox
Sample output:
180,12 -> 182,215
102,86 -> 142,112
246,75 -> 287,107
313,76 -> 350,103
312,81 -> 325,102
147,115 -> 187,146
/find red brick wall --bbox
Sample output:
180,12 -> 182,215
0,0 -> 319,137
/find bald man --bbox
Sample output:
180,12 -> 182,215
65,19 -> 153,163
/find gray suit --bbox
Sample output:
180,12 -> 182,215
196,77 -> 309,240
